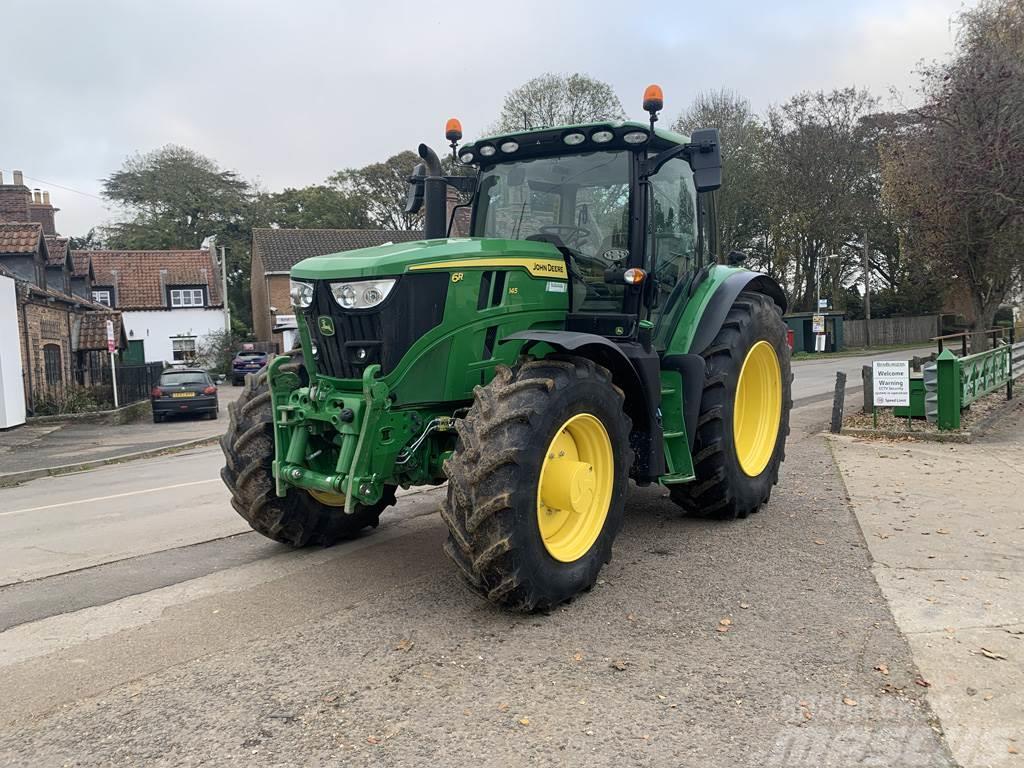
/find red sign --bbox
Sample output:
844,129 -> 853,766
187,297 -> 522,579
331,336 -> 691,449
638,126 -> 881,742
106,320 -> 116,353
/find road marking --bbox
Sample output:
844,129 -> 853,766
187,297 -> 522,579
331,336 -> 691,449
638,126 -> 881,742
0,479 -> 221,517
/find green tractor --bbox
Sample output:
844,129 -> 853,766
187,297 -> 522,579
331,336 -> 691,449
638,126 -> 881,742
221,86 -> 791,610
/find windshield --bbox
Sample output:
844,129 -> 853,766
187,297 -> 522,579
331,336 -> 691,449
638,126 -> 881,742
474,151 -> 632,311
160,371 -> 210,386
235,351 -> 265,359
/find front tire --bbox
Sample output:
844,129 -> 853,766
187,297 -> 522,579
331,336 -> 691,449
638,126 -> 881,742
670,291 -> 792,520
220,350 -> 395,546
441,356 -> 632,611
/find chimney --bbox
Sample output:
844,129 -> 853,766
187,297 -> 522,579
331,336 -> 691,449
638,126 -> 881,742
28,187 -> 58,235
0,169 -> 30,222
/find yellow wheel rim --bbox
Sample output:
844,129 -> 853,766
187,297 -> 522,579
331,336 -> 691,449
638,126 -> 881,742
733,340 -> 783,477
536,413 -> 614,563
308,489 -> 347,507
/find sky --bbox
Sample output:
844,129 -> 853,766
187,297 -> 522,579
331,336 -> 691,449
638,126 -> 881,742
1,0 -> 973,236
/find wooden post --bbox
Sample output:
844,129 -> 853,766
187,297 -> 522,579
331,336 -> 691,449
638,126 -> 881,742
862,229 -> 871,349
862,364 -> 873,414
830,371 -> 847,434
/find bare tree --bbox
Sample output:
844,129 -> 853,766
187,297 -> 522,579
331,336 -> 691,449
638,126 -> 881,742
492,73 -> 625,133
882,0 -> 1024,332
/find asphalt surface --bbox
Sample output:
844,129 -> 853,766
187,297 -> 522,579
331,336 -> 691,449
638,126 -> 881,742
0,383 -> 955,767
789,345 -> 936,406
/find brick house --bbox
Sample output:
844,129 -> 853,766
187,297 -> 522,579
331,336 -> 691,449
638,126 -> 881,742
250,228 -> 421,351
0,171 -> 126,415
84,249 -> 227,364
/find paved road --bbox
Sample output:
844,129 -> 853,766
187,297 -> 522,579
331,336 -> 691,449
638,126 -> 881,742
789,345 -> 936,405
0,397 -> 953,766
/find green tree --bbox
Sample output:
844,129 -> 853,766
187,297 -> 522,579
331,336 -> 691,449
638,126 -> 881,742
260,185 -> 372,230
330,150 -> 421,231
492,73 -> 625,133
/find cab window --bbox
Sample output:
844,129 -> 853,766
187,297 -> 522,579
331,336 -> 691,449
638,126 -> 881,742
648,157 -> 698,321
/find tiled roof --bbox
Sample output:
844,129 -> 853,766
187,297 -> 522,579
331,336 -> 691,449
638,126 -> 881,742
0,222 -> 44,255
80,250 -> 223,310
44,236 -> 70,267
78,310 -> 125,351
71,251 -> 94,279
251,228 -> 422,273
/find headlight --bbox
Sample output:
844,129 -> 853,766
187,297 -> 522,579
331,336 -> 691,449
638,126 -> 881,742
329,279 -> 396,309
479,144 -> 496,157
289,279 -> 314,308
623,131 -> 649,144
459,151 -> 474,163
591,130 -> 614,143
500,141 -> 519,153
563,132 -> 586,145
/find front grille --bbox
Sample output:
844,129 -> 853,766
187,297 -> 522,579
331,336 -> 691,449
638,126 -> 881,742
304,273 -> 448,379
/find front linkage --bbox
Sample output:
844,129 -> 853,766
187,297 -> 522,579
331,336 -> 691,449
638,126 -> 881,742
268,358 -> 454,513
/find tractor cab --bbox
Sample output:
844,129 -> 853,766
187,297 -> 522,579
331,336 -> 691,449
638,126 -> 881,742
408,100 -> 724,352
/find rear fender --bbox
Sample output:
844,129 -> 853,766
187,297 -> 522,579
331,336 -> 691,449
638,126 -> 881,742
665,267 -> 786,357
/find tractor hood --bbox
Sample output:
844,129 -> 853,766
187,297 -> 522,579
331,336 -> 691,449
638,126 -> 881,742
290,237 -> 565,281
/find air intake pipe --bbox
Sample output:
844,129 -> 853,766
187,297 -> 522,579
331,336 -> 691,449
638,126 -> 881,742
419,143 -> 447,239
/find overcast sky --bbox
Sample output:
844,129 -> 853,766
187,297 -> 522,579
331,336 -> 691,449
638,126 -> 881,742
2,0 -> 972,236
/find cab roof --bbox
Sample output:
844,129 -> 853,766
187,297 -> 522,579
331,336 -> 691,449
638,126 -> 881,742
460,120 -> 689,165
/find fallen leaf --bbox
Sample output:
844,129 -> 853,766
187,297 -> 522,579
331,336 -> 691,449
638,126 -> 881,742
1008,745 -> 1019,754
984,693 -> 994,701
627,612 -> 637,622
915,678 -> 931,688
843,697 -> 858,707
394,639 -> 414,652
611,660 -> 627,671
719,618 -> 733,626
497,703 -> 509,712
936,528 -> 950,535
573,652 -> 583,662
814,539 -> 826,545
980,648 -> 1007,660
519,718 -> 530,726
740,602 -> 750,610
874,664 -> 890,676
367,736 -> 381,745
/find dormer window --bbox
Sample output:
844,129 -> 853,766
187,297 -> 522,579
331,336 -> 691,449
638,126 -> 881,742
169,287 -> 206,308
92,287 -> 114,307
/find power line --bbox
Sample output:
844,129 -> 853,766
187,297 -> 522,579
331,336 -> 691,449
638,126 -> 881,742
0,170 -> 105,202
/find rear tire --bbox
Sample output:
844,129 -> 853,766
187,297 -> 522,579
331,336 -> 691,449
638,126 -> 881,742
441,356 -> 632,611
669,291 -> 792,520
220,350 -> 395,546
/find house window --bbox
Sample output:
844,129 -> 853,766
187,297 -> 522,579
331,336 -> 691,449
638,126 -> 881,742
92,289 -> 112,307
172,337 -> 197,362
43,344 -> 63,385
169,288 -> 206,308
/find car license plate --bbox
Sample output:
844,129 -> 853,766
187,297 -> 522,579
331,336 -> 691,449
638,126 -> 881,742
172,392 -> 195,398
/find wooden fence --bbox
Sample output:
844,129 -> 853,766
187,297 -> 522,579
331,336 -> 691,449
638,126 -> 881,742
844,315 -> 940,348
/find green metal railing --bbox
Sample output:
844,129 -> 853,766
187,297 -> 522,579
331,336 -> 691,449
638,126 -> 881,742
934,340 -> 1020,430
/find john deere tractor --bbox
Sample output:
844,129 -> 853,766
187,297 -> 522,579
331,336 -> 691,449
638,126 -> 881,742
222,86 -> 791,611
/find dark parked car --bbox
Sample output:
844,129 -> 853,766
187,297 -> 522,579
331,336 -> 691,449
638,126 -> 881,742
231,350 -> 269,385
151,368 -> 219,423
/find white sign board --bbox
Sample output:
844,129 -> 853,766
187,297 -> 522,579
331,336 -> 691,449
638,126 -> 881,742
818,298 -> 829,309
872,360 -> 910,407
105,320 -> 116,353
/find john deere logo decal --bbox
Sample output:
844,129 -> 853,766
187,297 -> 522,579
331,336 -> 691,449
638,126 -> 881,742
317,316 -> 335,336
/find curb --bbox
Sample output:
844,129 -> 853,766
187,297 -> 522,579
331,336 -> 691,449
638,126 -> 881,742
0,436 -> 220,488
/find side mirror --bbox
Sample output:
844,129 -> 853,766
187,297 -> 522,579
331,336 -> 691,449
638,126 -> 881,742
404,163 -> 426,214
689,128 -> 721,192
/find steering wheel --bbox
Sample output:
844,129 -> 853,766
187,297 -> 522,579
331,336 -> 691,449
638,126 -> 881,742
539,224 -> 590,249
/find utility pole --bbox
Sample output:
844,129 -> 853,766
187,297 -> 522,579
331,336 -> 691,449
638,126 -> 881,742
862,229 -> 872,349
